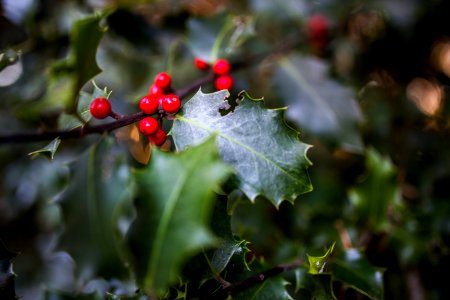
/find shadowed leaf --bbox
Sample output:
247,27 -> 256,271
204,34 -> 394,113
28,138 -> 61,160
58,137 -> 131,279
273,55 -> 363,151
126,137 -> 231,296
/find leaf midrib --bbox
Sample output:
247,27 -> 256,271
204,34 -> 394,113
146,166 -> 189,288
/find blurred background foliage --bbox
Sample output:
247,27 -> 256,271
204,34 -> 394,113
1,0 -> 450,299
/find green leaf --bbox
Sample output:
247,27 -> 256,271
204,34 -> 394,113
307,243 -> 335,274
294,270 -> 337,300
310,275 -> 337,300
273,54 -> 363,151
57,137 -> 131,279
233,276 -> 294,300
187,13 -> 254,61
348,148 -> 402,232
207,198 -> 250,275
172,90 -> 313,207
70,16 -> 105,84
28,138 -> 61,160
0,240 -> 17,300
126,137 -> 231,296
332,249 -> 384,300
48,13 -> 108,113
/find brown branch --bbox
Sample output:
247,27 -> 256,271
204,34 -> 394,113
209,259 -> 304,299
0,37 -> 301,145
0,112 -> 146,143
0,72 -> 213,144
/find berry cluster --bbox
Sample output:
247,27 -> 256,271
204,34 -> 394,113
89,59 -> 234,147
194,57 -> 234,91
89,72 -> 182,147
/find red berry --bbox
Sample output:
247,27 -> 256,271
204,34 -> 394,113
306,13 -> 328,50
139,117 -> 159,136
307,13 -> 328,38
148,128 -> 167,146
161,94 -> 181,114
154,72 -> 172,89
215,75 -> 234,90
194,57 -> 210,70
139,95 -> 159,115
148,84 -> 164,96
90,97 -> 112,119
213,59 -> 231,75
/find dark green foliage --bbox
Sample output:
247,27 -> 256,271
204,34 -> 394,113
1,1 -> 449,299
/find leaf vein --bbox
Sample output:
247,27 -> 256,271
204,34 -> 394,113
176,116 -> 305,187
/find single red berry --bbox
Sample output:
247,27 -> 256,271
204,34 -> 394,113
90,97 -> 112,119
139,117 -> 159,136
148,128 -> 167,146
306,13 -> 328,50
215,75 -> 234,90
148,84 -> 164,96
154,72 -> 172,89
161,94 -> 181,114
194,57 -> 210,70
213,59 -> 231,75
139,95 -> 159,115
307,13 -> 328,38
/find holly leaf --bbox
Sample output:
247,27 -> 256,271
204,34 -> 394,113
57,137 -> 131,279
0,240 -> 17,300
348,148 -> 402,232
63,14 -> 107,113
187,13 -> 254,62
233,276 -> 294,300
331,249 -> 384,300
171,90 -> 313,207
28,138 -> 61,160
207,198 -> 250,276
273,54 -> 363,151
42,13 -> 108,115
294,269 -> 337,300
307,243 -> 335,275
310,275 -> 337,300
126,137 -> 231,296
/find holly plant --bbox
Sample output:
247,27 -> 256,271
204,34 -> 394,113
1,1 -> 449,300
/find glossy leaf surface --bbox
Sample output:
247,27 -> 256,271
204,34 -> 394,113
172,90 -> 312,207
126,137 -> 231,296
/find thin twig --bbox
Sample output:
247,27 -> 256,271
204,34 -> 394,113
0,72 -> 213,144
209,259 -> 304,299
0,37 -> 301,145
0,112 -> 146,143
